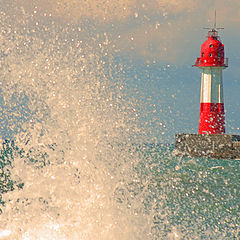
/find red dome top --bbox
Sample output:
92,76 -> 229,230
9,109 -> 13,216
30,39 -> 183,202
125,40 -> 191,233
194,30 -> 228,67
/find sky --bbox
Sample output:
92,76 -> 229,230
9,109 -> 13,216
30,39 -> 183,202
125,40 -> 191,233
1,0 -> 240,142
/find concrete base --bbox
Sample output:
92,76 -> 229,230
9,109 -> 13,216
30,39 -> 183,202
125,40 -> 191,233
175,134 -> 240,159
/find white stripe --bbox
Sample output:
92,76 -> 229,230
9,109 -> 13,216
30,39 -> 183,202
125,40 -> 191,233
200,67 -> 224,103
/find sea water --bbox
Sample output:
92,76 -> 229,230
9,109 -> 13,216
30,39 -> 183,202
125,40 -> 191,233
0,4 -> 240,240
1,141 -> 240,239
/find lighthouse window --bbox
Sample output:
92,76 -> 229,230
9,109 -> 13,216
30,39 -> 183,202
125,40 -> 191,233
210,44 -> 213,48
209,53 -> 212,57
202,53 -> 204,57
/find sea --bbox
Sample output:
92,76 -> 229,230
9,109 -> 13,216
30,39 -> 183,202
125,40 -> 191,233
1,140 -> 239,239
0,6 -> 240,240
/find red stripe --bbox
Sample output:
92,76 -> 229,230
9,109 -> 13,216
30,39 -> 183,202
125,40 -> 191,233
199,103 -> 225,134
200,103 -> 224,112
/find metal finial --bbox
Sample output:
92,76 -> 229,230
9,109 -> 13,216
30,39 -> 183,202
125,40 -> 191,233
214,10 -> 217,29
203,10 -> 224,34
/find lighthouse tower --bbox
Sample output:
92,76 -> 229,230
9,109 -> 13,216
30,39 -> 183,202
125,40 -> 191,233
175,16 -> 240,159
194,27 -> 228,134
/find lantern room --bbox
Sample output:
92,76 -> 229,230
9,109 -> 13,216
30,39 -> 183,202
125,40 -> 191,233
194,29 -> 228,67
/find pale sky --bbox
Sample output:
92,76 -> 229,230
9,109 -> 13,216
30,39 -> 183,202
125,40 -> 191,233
3,0 -> 240,63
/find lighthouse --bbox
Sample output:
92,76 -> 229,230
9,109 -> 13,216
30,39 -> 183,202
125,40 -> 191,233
174,19 -> 240,159
194,28 -> 228,134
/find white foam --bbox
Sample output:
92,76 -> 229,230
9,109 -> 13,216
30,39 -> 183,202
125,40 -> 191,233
0,230 -> 12,238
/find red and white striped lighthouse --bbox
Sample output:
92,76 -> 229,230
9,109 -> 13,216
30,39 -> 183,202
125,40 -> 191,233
175,16 -> 240,159
194,27 -> 228,134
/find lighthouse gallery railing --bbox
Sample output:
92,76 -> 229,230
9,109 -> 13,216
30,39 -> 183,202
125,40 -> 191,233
194,57 -> 228,67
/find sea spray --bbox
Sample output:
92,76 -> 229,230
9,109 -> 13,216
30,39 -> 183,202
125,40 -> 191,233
0,13 -> 153,239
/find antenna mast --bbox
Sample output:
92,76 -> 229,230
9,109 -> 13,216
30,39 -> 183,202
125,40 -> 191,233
214,9 -> 217,29
203,10 -> 224,30
203,10 -> 224,39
